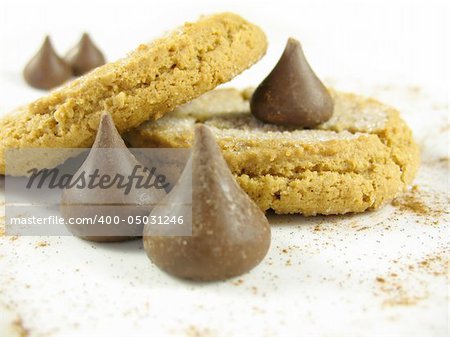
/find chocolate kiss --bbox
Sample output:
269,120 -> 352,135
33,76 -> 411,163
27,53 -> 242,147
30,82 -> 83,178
143,124 -> 271,281
23,36 -> 72,90
65,33 -> 106,76
61,113 -> 167,242
250,38 -> 334,127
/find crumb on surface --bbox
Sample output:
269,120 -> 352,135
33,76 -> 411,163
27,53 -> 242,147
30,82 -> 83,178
185,325 -> 214,337
375,249 -> 449,307
12,317 -> 30,337
35,241 -> 49,248
391,185 -> 447,218
232,279 -> 244,286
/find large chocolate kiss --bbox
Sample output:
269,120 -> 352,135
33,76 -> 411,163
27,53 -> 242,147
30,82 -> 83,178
143,124 -> 271,281
23,36 -> 72,90
65,33 -> 106,76
61,113 -> 167,242
250,38 -> 334,127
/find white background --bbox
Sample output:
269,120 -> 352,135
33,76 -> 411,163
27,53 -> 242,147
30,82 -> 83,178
0,1 -> 448,337
0,0 -> 448,112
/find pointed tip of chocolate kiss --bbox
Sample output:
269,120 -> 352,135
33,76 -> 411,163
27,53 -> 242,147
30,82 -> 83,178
193,124 -> 225,167
250,37 -> 334,128
39,36 -> 54,57
43,35 -> 51,46
65,32 -> 106,76
286,36 -> 301,49
194,122 -> 210,134
194,123 -> 216,144
79,33 -> 95,48
92,112 -> 127,149
23,36 -> 72,90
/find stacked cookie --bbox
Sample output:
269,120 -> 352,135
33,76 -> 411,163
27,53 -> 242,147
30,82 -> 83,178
125,88 -> 419,215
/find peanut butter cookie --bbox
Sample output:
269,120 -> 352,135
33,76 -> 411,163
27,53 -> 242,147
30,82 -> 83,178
0,13 -> 267,175
125,88 -> 420,215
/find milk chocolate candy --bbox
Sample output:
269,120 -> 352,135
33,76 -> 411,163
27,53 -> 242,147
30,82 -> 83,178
143,124 -> 271,281
251,38 -> 333,127
23,36 -> 72,90
65,33 -> 106,76
61,113 -> 167,242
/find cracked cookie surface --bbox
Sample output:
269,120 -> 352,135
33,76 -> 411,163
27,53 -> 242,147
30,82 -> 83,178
125,88 -> 420,215
0,13 -> 267,175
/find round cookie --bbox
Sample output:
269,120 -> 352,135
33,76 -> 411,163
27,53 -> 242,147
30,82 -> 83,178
125,88 -> 420,216
0,13 -> 267,175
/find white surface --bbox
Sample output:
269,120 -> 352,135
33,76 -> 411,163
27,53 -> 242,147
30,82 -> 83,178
0,0 -> 449,336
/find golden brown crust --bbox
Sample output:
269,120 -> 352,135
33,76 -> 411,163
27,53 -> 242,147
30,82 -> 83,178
126,88 -> 420,215
0,13 -> 267,175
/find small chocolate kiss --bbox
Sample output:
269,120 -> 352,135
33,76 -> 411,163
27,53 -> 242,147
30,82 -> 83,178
143,124 -> 271,281
250,38 -> 334,127
61,112 -> 167,242
23,36 -> 72,90
65,33 -> 106,76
